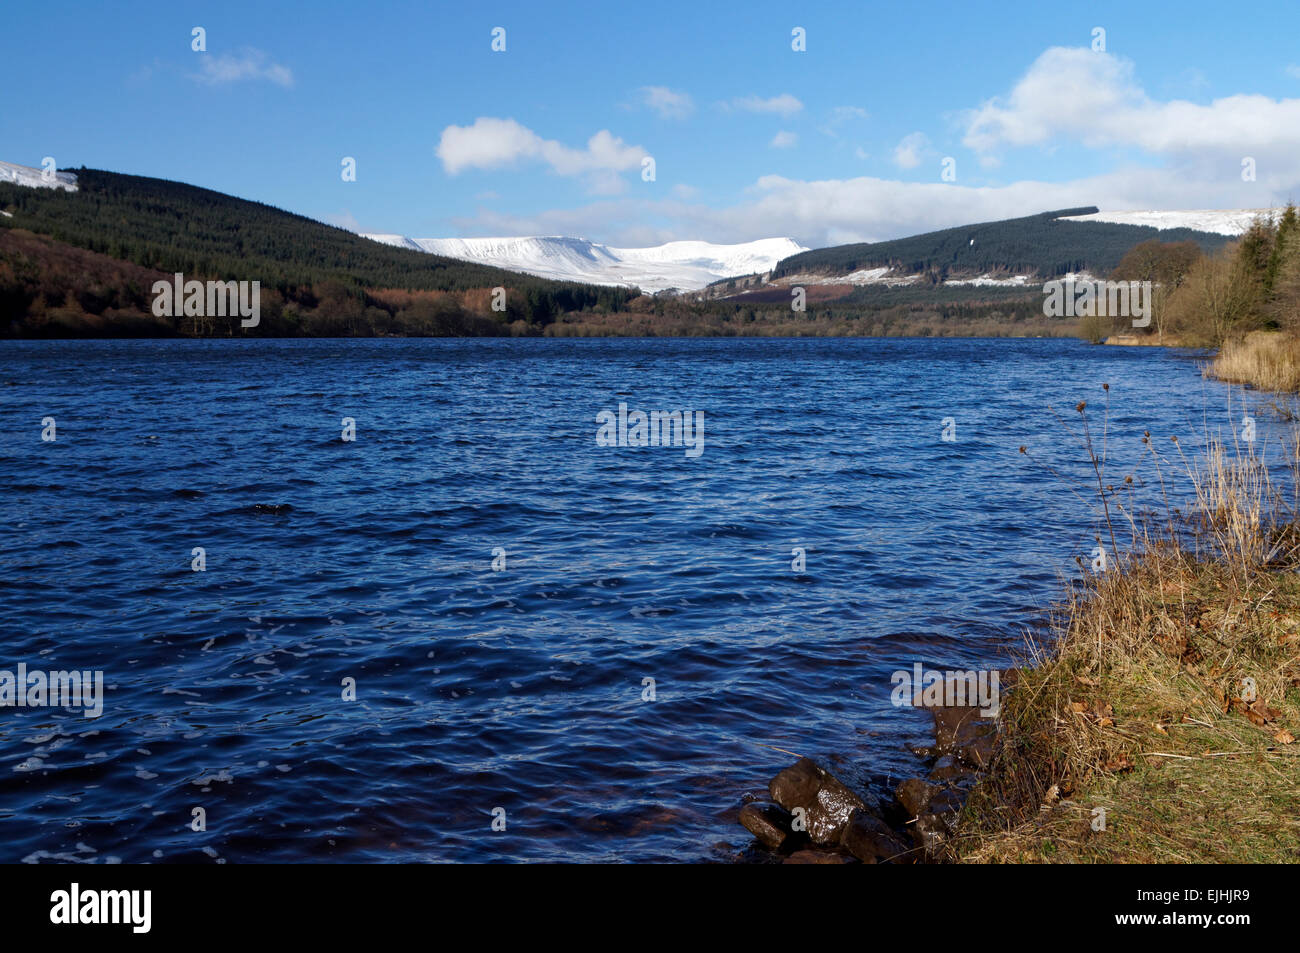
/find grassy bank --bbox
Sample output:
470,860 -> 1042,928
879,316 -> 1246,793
1210,330 -> 1300,392
1104,333 -> 1187,347
951,407 -> 1300,863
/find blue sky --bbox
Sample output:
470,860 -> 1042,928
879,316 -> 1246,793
4,0 -> 1300,247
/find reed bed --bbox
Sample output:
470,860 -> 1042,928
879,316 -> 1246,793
953,390 -> 1300,863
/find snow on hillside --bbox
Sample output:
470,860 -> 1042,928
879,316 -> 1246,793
361,233 -> 423,252
1058,209 -> 1278,236
777,266 -> 920,287
0,160 -> 78,192
946,274 -> 1034,287
361,234 -> 807,292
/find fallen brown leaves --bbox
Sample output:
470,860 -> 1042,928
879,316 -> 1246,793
1102,753 -> 1135,773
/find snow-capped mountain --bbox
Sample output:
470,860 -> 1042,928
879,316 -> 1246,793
0,160 -> 78,192
1058,209 -> 1278,236
360,234 -> 807,292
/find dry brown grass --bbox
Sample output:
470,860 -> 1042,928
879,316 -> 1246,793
1210,331 -> 1300,393
953,396 -> 1300,863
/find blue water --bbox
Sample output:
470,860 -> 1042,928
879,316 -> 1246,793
0,337 -> 1269,862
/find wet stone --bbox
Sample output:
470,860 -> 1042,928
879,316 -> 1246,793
896,778 -> 939,818
738,802 -> 803,853
912,811 -> 956,860
768,757 -> 879,846
841,808 -> 911,863
927,755 -> 973,784
769,758 -> 822,811
928,787 -> 964,820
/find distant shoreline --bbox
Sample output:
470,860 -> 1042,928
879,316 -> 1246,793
2,325 -> 1093,341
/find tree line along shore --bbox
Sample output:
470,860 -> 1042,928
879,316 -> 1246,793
5,171 -> 1275,343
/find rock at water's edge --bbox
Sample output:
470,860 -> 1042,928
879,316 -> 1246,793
738,802 -> 804,853
768,757 -> 880,847
841,808 -> 912,863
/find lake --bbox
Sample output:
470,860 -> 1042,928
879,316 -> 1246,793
0,337 -> 1262,862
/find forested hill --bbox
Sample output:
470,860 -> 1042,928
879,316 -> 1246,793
0,168 -> 631,309
770,207 -> 1233,280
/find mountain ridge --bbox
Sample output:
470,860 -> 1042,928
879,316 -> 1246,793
0,159 -> 78,193
361,233 -> 807,292
769,207 -> 1236,282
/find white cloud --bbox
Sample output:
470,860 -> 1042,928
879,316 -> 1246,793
1287,64 -> 1300,80
720,165 -> 1290,247
637,86 -> 694,119
447,163 -> 1287,250
892,132 -> 929,169
964,47 -> 1300,158
192,48 -> 293,87
770,130 -> 798,149
436,118 -> 541,173
435,118 -> 648,189
586,169 -> 633,196
818,106 -> 869,139
438,47 -> 1300,250
728,93 -> 804,117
